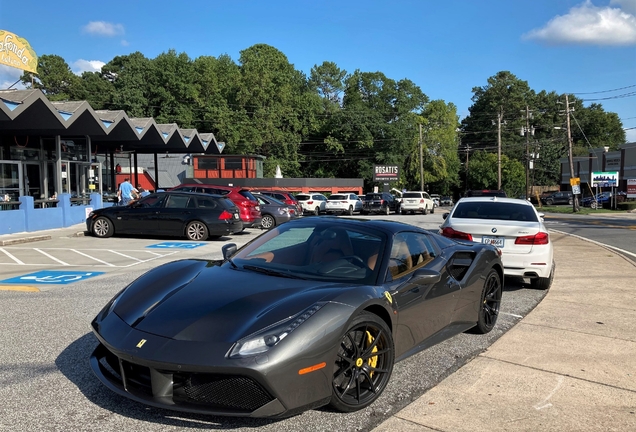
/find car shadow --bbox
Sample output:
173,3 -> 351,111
502,276 -> 532,292
56,333 -> 278,429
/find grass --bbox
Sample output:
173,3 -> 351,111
535,205 -> 627,215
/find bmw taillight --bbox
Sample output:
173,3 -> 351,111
515,232 -> 549,245
441,227 -> 473,241
219,210 -> 233,220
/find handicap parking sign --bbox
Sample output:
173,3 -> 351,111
1,271 -> 105,285
146,242 -> 207,249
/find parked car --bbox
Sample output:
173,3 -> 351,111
90,217 -> 503,417
86,192 -> 243,240
581,191 -> 626,209
541,191 -> 573,206
252,193 -> 298,229
295,193 -> 328,215
171,184 -> 262,228
361,192 -> 400,215
325,193 -> 364,215
440,196 -> 554,290
440,196 -> 454,206
430,194 -> 441,208
252,190 -> 302,215
401,191 -> 436,215
465,190 -> 507,198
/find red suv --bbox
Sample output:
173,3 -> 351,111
170,184 -> 262,228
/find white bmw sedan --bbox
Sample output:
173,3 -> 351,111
439,197 -> 554,290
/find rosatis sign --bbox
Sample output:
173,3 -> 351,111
0,30 -> 38,74
373,165 -> 400,182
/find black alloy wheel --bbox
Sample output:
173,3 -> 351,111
330,312 -> 394,412
546,199 -> 554,206
185,221 -> 209,241
470,268 -> 502,334
261,214 -> 276,229
92,217 -> 114,238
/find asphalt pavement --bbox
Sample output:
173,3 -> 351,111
1,217 -> 635,431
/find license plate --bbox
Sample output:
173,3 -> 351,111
482,236 -> 504,248
233,213 -> 239,219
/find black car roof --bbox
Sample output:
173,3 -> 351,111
283,215 -> 429,235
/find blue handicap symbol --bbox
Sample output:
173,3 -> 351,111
1,271 -> 105,285
146,242 -> 207,249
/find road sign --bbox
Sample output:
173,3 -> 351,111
0,271 -> 104,285
572,185 -> 581,195
570,177 -> 580,187
146,242 -> 207,249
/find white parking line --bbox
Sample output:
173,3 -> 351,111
108,250 -> 144,262
34,248 -> 70,266
0,248 -> 25,265
70,249 -> 117,267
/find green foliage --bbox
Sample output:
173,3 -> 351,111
20,54 -> 82,101
465,151 -> 525,197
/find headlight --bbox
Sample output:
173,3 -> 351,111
229,303 -> 325,358
88,211 -> 95,218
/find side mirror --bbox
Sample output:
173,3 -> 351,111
442,213 -> 449,220
411,268 -> 441,285
222,243 -> 237,260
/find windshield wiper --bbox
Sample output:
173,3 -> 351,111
243,264 -> 306,279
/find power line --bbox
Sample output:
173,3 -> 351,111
571,84 -> 636,95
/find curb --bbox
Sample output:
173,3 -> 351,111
0,235 -> 52,246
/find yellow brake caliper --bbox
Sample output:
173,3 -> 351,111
365,331 -> 378,376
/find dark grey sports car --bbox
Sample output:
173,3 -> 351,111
90,217 -> 503,418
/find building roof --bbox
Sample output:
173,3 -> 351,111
0,89 -> 225,155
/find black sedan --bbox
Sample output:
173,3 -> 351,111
86,191 -> 243,240
252,192 -> 299,229
90,217 -> 503,418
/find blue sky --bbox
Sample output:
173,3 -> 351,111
1,0 -> 635,141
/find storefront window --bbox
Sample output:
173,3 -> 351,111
60,140 -> 88,162
0,162 -> 20,201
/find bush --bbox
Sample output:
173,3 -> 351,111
617,201 -> 636,211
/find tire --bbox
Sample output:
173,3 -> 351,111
531,261 -> 555,290
185,221 -> 209,241
546,199 -> 553,206
330,312 -> 394,412
469,268 -> 502,334
568,199 -> 573,205
384,205 -> 390,215
314,206 -> 320,216
590,201 -> 598,209
423,206 -> 428,215
261,214 -> 276,229
431,205 -> 435,214
348,205 -> 354,216
92,217 -> 114,238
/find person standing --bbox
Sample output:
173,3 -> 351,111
118,178 -> 138,206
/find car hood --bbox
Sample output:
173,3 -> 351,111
111,259 -> 352,342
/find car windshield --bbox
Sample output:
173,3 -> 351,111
296,194 -> 310,201
365,194 -> 382,200
329,194 -> 347,200
239,190 -> 258,201
403,192 -> 422,198
230,222 -> 386,284
453,201 -> 538,222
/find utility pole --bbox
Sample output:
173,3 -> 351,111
419,124 -> 424,191
565,94 -> 580,212
497,111 -> 502,190
464,144 -> 471,194
521,106 -> 534,200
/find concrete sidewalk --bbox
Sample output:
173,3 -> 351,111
373,232 -> 636,431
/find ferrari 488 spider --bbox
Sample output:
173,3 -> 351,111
90,217 -> 503,418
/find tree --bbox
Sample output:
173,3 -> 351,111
101,52 -> 154,117
20,54 -> 82,101
465,151 -> 525,197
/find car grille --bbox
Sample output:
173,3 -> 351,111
96,344 -> 274,413
174,374 -> 273,411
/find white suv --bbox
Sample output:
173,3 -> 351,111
401,191 -> 435,215
295,193 -> 328,215
325,193 -> 364,216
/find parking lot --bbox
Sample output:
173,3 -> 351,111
0,211 -> 548,432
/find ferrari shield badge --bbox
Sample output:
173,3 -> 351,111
383,291 -> 393,304
136,339 -> 147,348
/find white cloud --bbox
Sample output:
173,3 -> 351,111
82,21 -> 125,37
71,59 -> 106,75
626,127 -> 636,143
0,64 -> 26,89
120,39 -> 129,46
523,0 -> 636,45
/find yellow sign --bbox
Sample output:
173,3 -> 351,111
0,30 -> 38,74
570,177 -> 580,187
